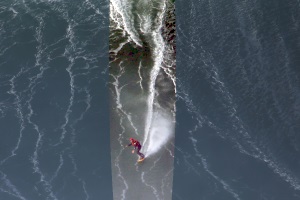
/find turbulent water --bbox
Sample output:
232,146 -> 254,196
109,0 -> 176,199
1,0 -> 300,200
173,0 -> 300,200
0,0 -> 112,199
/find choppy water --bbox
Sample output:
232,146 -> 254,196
1,0 -> 300,200
174,0 -> 300,200
0,0 -> 112,199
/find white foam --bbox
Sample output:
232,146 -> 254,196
144,111 -> 174,157
143,1 -> 167,148
110,0 -> 143,47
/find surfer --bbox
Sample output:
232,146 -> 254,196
126,138 -> 145,161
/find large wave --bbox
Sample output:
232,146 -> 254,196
109,0 -> 176,199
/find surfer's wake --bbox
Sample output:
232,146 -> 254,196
143,110 -> 175,158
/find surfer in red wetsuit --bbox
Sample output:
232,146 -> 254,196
126,138 -> 145,160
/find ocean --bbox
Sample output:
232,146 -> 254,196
174,0 -> 300,199
109,0 -> 176,199
0,0 -> 112,199
0,0 -> 300,200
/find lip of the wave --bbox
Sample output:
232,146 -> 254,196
110,0 -> 143,47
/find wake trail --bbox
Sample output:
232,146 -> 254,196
0,171 -> 27,200
143,0 -> 167,152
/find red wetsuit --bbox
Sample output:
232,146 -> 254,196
128,139 -> 145,158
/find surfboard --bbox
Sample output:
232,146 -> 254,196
137,157 -> 145,163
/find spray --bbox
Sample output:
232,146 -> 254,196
144,111 -> 174,157
142,1 -> 167,156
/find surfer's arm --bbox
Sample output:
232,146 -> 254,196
127,143 -> 132,147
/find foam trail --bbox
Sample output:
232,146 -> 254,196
178,77 -> 300,191
25,13 -> 56,199
67,88 -> 93,177
0,171 -> 27,200
111,68 -> 130,199
161,168 -> 173,198
27,94 -> 57,200
0,68 -> 27,165
144,112 -> 174,157
114,117 -> 129,200
189,135 -> 241,200
141,172 -> 160,199
110,0 -> 142,46
110,38 -> 130,55
56,22 -> 76,145
137,61 -> 144,92
143,0 -> 167,152
111,64 -> 139,135
81,180 -> 90,200
50,154 -> 64,182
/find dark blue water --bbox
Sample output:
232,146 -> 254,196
1,0 -> 300,200
0,1 -> 112,199
174,0 -> 300,199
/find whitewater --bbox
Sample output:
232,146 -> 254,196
109,0 -> 176,199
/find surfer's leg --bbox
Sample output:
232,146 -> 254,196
137,151 -> 144,158
137,145 -> 144,158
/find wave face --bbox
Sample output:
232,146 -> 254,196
0,0 -> 112,199
173,0 -> 300,199
109,0 -> 176,199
